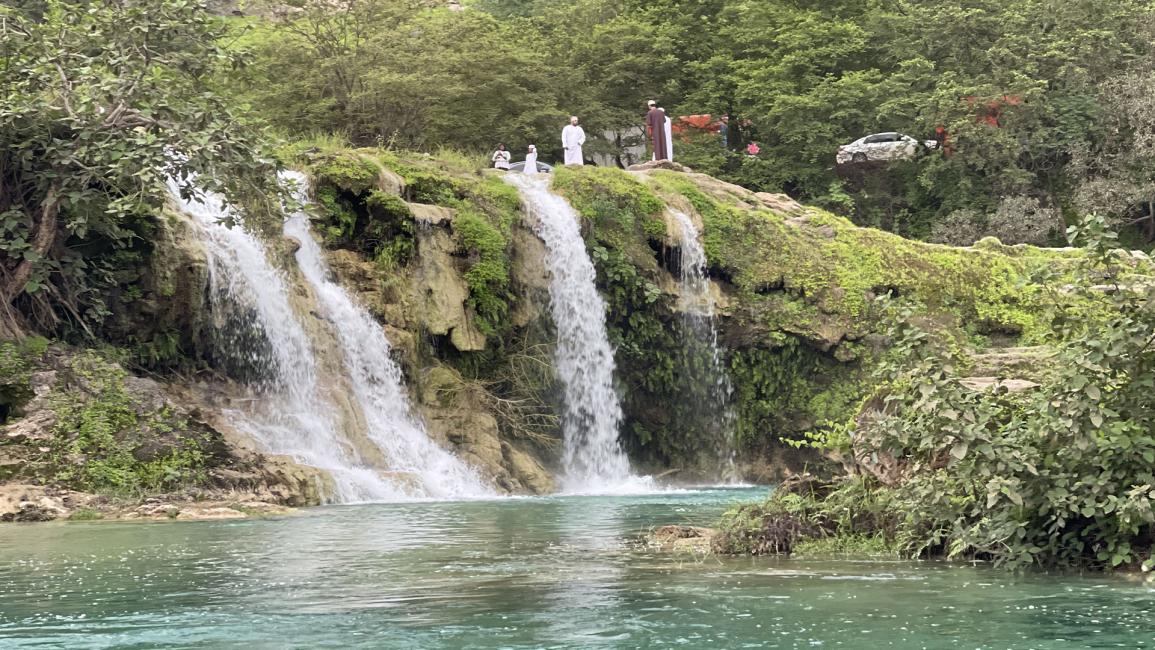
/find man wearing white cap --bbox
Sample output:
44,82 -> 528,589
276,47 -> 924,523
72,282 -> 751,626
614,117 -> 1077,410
562,116 -> 586,166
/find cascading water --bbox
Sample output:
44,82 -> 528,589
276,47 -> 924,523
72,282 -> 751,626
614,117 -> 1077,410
171,180 -> 400,502
172,175 -> 490,501
281,171 -> 491,498
505,174 -> 640,491
669,210 -> 737,479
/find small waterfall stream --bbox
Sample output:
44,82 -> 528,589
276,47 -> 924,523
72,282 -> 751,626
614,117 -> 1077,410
173,175 -> 489,501
669,210 -> 737,478
505,175 -> 639,491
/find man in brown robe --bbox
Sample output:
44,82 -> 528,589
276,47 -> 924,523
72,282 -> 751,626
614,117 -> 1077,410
646,100 -> 669,161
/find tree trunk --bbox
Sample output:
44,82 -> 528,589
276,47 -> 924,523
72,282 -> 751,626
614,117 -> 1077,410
2,180 -> 60,305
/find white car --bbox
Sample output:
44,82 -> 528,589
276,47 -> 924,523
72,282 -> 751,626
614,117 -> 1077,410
836,132 -> 938,165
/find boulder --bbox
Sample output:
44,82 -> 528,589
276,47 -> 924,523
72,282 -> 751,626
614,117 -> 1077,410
503,443 -> 555,494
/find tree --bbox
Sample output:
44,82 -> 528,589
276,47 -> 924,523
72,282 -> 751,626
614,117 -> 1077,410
0,0 -> 277,338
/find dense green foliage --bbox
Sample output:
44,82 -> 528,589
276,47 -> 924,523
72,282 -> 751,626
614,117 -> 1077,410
303,146 -> 519,336
0,0 -> 277,339
229,0 -> 1155,245
718,221 -> 1155,569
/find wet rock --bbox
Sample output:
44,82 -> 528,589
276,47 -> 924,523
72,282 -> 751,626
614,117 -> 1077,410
502,443 -> 555,494
2,503 -> 58,522
0,485 -> 74,522
418,365 -> 555,495
508,225 -> 552,328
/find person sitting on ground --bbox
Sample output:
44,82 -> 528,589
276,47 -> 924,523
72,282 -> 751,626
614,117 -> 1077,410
491,144 -> 511,170
523,144 -> 538,174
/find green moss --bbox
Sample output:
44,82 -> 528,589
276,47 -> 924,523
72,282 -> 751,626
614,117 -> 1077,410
792,533 -> 900,558
313,152 -> 380,195
729,342 -> 867,448
454,210 -> 511,335
45,352 -> 209,496
648,171 -> 1050,341
552,166 -> 665,234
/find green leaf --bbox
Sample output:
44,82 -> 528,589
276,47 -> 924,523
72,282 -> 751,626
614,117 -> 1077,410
950,442 -> 968,461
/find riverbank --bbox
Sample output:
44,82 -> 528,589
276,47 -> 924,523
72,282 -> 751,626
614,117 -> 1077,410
0,483 -> 294,522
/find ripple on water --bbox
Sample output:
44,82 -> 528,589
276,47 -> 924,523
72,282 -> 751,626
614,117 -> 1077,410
3,489 -> 1155,648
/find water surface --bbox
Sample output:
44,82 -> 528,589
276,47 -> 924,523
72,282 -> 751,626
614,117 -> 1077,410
3,488 -> 1155,648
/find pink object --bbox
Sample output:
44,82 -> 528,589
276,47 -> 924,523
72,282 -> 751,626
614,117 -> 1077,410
745,142 -> 760,155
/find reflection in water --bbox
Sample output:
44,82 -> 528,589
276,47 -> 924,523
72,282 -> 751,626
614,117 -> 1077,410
3,489 -> 1155,649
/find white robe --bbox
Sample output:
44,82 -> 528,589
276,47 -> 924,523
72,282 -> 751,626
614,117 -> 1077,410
664,116 -> 674,161
562,124 -> 586,166
491,149 -> 511,170
523,150 -> 538,174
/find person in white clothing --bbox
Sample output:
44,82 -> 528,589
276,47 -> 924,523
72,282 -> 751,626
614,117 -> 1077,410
561,116 -> 586,166
523,144 -> 538,174
491,144 -> 511,170
660,108 -> 674,161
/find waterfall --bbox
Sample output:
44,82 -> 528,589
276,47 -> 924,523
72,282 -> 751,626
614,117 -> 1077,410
505,174 -> 640,491
669,209 -> 737,479
281,171 -> 491,499
172,175 -> 490,501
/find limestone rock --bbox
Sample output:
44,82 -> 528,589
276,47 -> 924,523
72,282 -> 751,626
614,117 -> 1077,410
503,443 -> 555,494
409,203 -> 455,226
3,410 -> 55,445
969,346 -> 1054,381
0,484 -> 77,522
755,192 -> 805,214
627,160 -> 693,173
508,225 -> 552,328
413,221 -> 486,352
417,365 -> 555,495
377,167 -> 406,197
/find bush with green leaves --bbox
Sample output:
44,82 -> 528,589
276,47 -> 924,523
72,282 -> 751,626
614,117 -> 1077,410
722,216 -> 1155,569
0,0 -> 277,338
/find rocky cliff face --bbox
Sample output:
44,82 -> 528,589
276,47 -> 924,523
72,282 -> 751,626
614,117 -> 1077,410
0,146 -> 1090,514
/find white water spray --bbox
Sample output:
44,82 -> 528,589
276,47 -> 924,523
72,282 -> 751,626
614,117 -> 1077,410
172,175 -> 490,501
282,172 -> 491,498
505,174 -> 642,492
